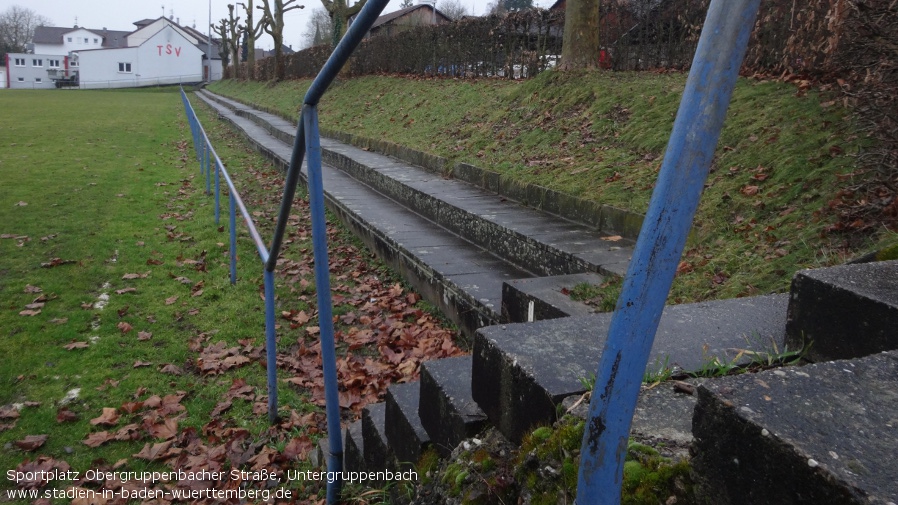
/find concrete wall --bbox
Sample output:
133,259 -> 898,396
0,67 -> 6,88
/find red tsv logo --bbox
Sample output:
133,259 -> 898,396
156,44 -> 182,57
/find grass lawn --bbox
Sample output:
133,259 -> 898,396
0,88 -> 455,503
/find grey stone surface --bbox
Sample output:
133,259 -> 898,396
344,420 -> 365,472
502,272 -> 605,323
786,260 -> 898,362
385,381 -> 431,470
692,351 -> 898,505
419,357 -> 489,457
561,379 -> 700,460
361,402 -> 396,474
194,91 -> 529,338
198,90 -> 636,282
473,294 -> 790,443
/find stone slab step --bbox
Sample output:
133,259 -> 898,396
385,381 -> 430,470
472,294 -> 790,443
361,402 -> 396,474
692,351 -> 898,505
198,90 -> 634,279
502,272 -> 605,323
344,420 -> 364,472
786,260 -> 898,362
193,90 -> 530,338
419,357 -> 489,457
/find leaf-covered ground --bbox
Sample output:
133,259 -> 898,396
0,89 -> 461,503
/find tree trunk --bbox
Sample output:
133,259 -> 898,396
559,0 -> 600,70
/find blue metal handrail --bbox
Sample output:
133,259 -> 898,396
182,1 -> 392,502
180,90 -> 270,262
575,0 -> 762,502
263,2 -> 391,502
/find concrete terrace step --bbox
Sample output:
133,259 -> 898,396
418,356 -> 489,457
197,90 -> 633,276
385,381 -> 430,470
194,91 -> 532,336
692,351 -> 898,505
472,293 -> 791,443
786,260 -> 898,362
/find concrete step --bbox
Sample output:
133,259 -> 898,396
197,90 -> 634,279
472,294 -> 791,443
344,419 -> 365,472
193,90 -> 532,338
502,272 -> 605,323
384,381 -> 430,470
418,357 -> 489,457
786,260 -> 898,362
361,402 -> 396,474
692,351 -> 898,505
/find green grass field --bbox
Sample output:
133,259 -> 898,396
0,88 -> 453,503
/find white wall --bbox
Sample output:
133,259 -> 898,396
34,28 -> 104,55
0,68 -> 6,89
128,19 -> 197,48
6,53 -> 59,89
77,25 -> 203,88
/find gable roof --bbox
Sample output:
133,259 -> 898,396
32,25 -> 132,49
370,4 -> 451,30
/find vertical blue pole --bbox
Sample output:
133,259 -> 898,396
303,105 -> 343,503
214,159 -> 221,225
575,0 -> 761,503
204,144 -> 211,195
264,269 -> 279,424
229,193 -> 237,285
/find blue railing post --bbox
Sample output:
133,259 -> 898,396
264,269 -> 279,424
303,105 -> 344,502
229,193 -> 237,285
205,142 -> 211,195
214,159 -> 221,224
575,0 -> 761,503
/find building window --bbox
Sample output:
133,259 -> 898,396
67,37 -> 72,42
35,78 -> 42,83
48,59 -> 60,68
118,62 -> 132,73
32,59 -> 42,67
70,60 -> 79,67
17,77 -> 24,82
93,38 -> 98,43
14,58 -> 25,66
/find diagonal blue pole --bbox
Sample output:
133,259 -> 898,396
575,0 -> 761,502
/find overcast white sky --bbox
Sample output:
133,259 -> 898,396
5,0 -> 551,51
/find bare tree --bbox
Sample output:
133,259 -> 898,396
321,0 -> 367,47
237,0 -> 266,79
0,5 -> 51,57
301,7 -> 333,48
438,0 -> 468,20
559,0 -> 601,70
400,0 -> 414,7
258,0 -> 305,80
212,6 -> 242,78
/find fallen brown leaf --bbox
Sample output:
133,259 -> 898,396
15,434 -> 48,451
90,407 -> 120,427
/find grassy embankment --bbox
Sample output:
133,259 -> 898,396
208,71 -> 895,303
